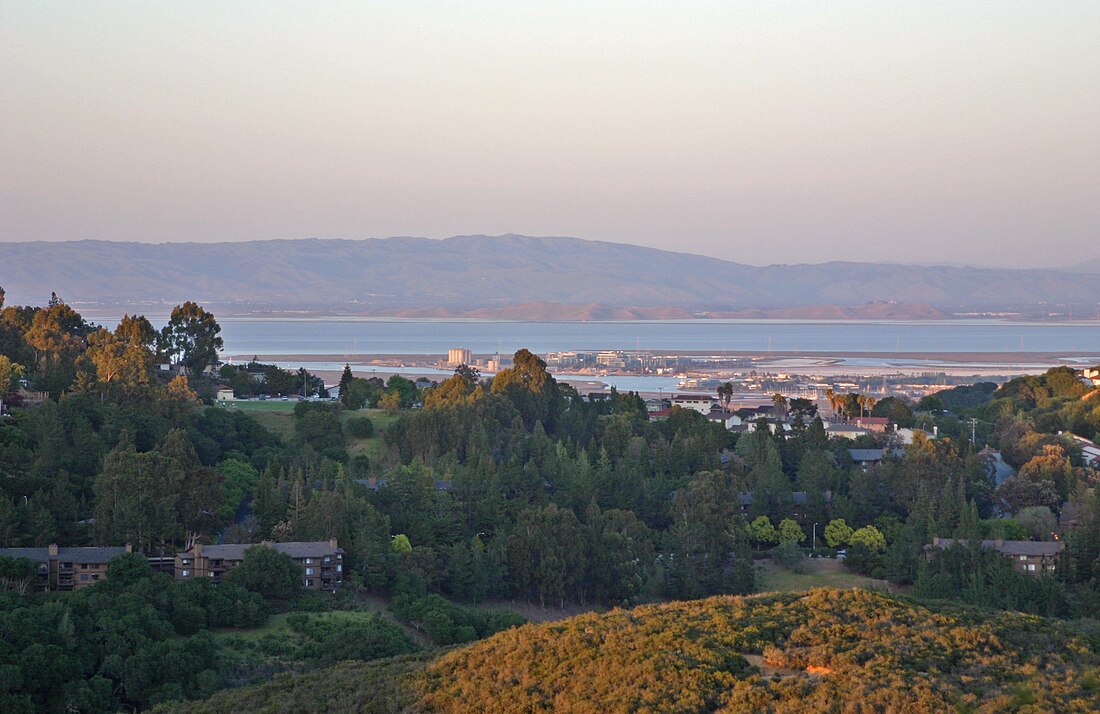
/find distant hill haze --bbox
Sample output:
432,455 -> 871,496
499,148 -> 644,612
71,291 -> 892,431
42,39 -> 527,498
1,235 -> 1098,317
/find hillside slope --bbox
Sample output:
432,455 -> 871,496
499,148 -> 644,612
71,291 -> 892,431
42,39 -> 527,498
160,588 -> 1100,713
2,235 -> 1099,312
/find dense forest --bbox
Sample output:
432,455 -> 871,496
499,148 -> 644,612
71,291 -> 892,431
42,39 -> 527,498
162,588 -> 1100,713
1,287 -> 1099,711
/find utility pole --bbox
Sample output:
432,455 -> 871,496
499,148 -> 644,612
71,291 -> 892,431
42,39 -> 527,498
812,522 -> 818,551
968,418 -> 978,448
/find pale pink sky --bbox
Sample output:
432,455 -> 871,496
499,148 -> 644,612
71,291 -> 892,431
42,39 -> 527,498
1,2 -> 1098,267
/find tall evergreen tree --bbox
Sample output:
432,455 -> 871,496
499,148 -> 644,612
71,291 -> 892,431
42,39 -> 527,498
338,363 -> 354,407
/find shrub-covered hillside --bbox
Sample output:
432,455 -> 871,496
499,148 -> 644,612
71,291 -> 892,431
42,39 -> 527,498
162,588 -> 1100,713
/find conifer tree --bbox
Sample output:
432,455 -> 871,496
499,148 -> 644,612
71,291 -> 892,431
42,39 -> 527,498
338,363 -> 354,407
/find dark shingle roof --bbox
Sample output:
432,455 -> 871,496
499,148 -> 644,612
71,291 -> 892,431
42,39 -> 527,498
0,546 -> 128,564
189,541 -> 343,560
848,448 -> 905,462
930,538 -> 1064,557
191,543 -> 249,560
57,547 -> 128,563
273,542 -> 344,558
0,547 -> 51,562
848,449 -> 886,462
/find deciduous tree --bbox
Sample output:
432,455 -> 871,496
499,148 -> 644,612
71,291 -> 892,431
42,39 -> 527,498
160,301 -> 223,374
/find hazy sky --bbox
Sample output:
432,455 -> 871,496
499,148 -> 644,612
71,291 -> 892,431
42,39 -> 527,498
1,2 -> 1098,268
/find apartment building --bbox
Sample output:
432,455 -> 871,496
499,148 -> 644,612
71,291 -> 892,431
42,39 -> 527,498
928,537 -> 1064,575
0,544 -> 132,591
175,539 -> 344,591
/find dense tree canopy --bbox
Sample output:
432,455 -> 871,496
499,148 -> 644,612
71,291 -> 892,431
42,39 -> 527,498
161,302 -> 223,375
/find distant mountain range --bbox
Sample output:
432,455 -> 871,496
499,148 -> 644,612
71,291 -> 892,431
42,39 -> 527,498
1062,258 -> 1100,274
0,235 -> 1098,318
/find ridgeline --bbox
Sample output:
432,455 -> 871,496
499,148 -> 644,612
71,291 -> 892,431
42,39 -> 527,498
3,235 -> 1100,314
161,588 -> 1100,713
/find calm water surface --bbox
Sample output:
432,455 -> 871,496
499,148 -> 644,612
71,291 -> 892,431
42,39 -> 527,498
213,318 -> 1100,357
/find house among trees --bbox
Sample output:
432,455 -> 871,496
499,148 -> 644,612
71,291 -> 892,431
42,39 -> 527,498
893,426 -> 935,445
738,491 -> 831,520
848,448 -> 905,471
670,394 -> 717,414
0,544 -> 132,591
978,446 -> 1017,485
6,387 -> 48,408
928,537 -> 1064,575
1059,431 -> 1100,467
852,416 -> 890,432
175,540 -> 344,591
644,398 -> 670,413
1058,501 -> 1078,535
826,423 -> 871,440
705,409 -> 742,429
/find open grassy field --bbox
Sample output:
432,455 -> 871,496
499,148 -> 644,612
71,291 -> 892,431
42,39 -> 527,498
756,557 -> 897,594
346,409 -> 400,464
216,399 -> 298,437
214,401 -> 400,460
216,596 -> 438,650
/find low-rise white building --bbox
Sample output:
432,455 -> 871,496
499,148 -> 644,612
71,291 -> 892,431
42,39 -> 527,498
894,427 -> 935,445
826,424 -> 871,440
706,410 -> 743,429
671,394 -> 718,415
1061,431 -> 1100,467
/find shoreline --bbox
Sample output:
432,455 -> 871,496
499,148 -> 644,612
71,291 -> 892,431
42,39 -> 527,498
230,349 -> 1100,363
231,349 -> 1097,389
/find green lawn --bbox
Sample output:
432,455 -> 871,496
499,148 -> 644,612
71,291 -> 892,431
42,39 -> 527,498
213,402 -> 400,461
756,558 -> 896,594
219,400 -> 298,438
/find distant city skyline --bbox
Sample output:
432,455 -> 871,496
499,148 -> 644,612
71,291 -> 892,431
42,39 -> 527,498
2,2 -> 1098,269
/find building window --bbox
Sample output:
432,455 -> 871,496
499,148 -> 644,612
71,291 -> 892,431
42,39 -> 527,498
323,556 -> 331,563
1027,564 -> 1037,571
305,579 -> 314,587
306,567 -> 314,576
80,574 -> 90,581
305,558 -> 313,565
182,570 -> 190,577
336,564 -> 342,573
